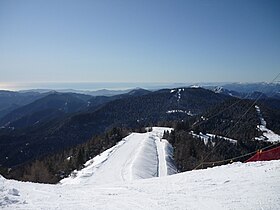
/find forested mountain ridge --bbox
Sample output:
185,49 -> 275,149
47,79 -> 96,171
164,98 -> 280,172
0,90 -> 51,119
0,86 -> 279,184
0,87 -> 230,167
0,93 -> 92,129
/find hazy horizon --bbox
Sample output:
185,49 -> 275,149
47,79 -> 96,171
0,81 -> 278,92
0,81 -> 213,91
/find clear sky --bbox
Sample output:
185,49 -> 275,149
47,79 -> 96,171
0,0 -> 279,87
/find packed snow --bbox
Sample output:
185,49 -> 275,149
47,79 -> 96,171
255,105 -> 280,143
60,127 -> 176,185
190,131 -> 238,146
1,160 -> 279,209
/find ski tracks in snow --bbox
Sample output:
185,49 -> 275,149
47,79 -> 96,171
155,136 -> 168,177
61,127 -> 176,186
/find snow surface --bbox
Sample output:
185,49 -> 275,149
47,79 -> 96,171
170,88 -> 185,102
1,127 -> 279,209
176,88 -> 183,102
1,160 -> 279,209
190,85 -> 200,88
255,105 -> 280,143
166,110 -> 194,116
60,127 -> 176,185
190,131 -> 237,145
214,86 -> 223,93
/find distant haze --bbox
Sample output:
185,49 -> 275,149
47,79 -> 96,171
1,81 -> 279,93
0,82 -> 196,91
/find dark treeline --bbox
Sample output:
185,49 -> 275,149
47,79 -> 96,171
1,96 -> 279,184
163,99 -> 279,172
163,129 -> 273,172
0,87 -> 228,168
182,99 -> 280,140
0,127 -> 132,183
192,99 -> 261,140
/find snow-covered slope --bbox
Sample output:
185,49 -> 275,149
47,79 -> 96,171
1,160 -> 279,209
255,105 -> 280,143
60,127 -> 176,185
1,127 -> 279,209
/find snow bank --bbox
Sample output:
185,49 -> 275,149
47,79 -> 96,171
60,138 -> 127,185
0,176 -> 24,207
131,134 -> 159,179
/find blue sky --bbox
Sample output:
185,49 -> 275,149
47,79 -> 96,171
0,0 -> 279,87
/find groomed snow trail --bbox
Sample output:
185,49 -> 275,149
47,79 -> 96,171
61,127 -> 176,185
156,138 -> 168,176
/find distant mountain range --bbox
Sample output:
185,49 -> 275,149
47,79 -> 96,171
19,88 -> 132,96
0,93 -> 92,129
0,82 -> 279,168
210,85 -> 280,99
